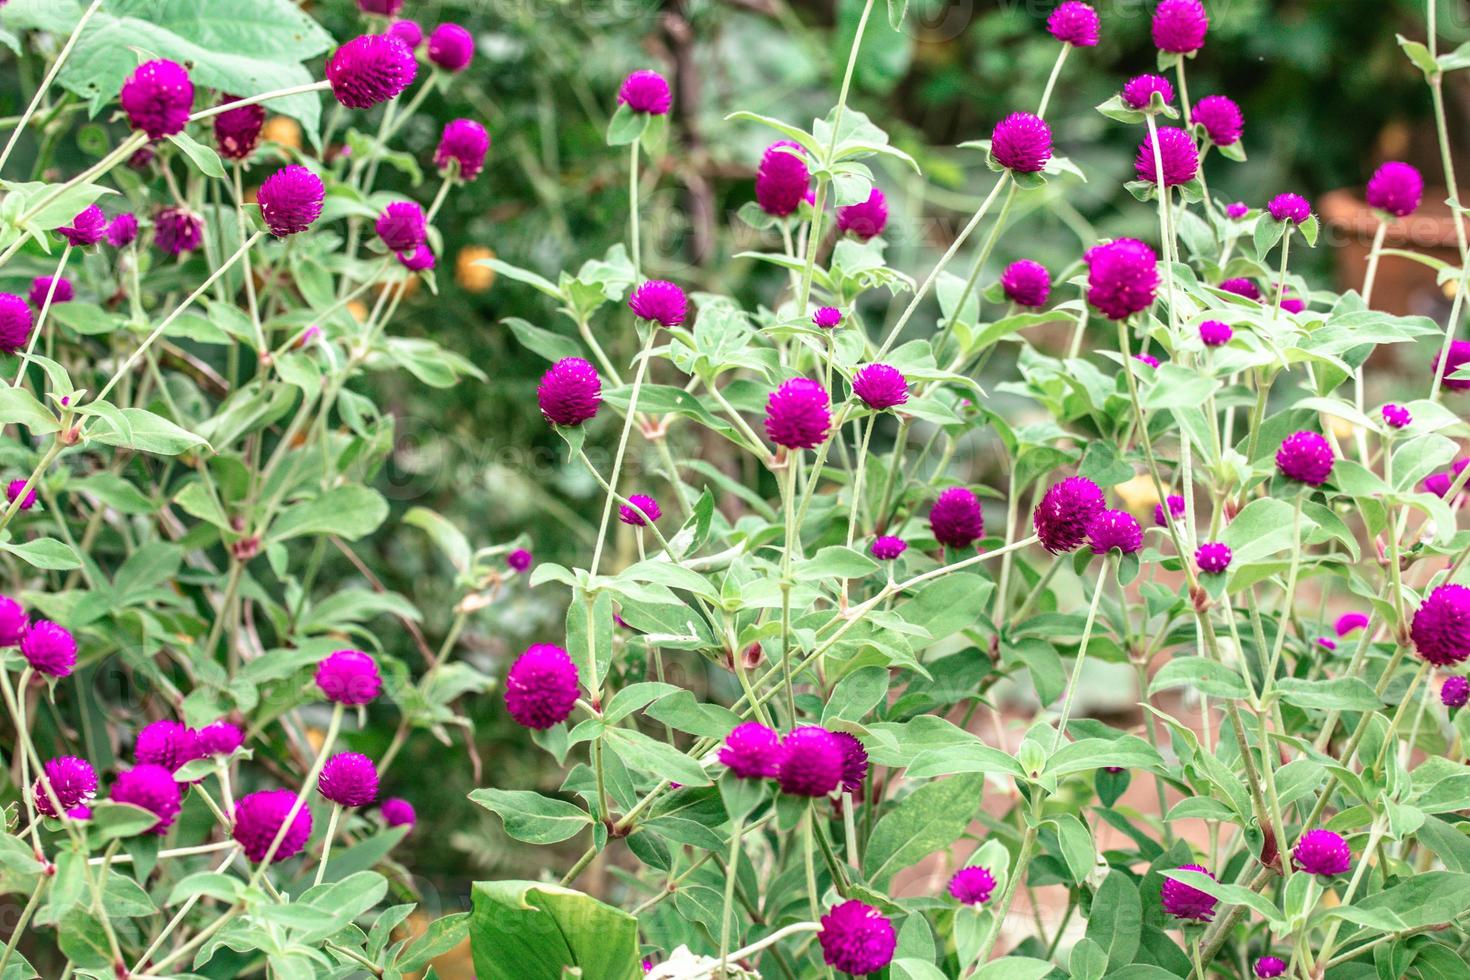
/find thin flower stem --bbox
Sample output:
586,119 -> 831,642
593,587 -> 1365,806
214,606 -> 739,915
1261,494 -> 1305,690
247,701 -> 342,888
12,244 -> 72,386
803,802 -> 821,919
590,326 -> 657,576
1036,43 -> 1072,119
131,848 -> 239,972
187,81 -> 333,123
15,131 -> 149,228
629,140 -> 641,275
0,878 -> 47,973
0,0 -> 106,175
314,803 -> 343,887
718,815 -> 745,978
1145,115 -> 1178,334
1050,554 -> 1115,751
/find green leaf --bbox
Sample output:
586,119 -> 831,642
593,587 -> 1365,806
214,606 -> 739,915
397,912 -> 470,972
403,506 -> 471,573
793,544 -> 880,581
1397,33 -> 1441,77
468,789 -> 593,845
1045,736 -> 1163,776
606,103 -> 650,147
1275,676 -> 1382,712
603,726 -> 713,787
503,316 -> 583,363
0,538 -> 82,571
1343,871 -> 1470,929
470,881 -> 641,980
268,485 -> 389,543
0,386 -> 58,432
168,130 -> 226,178
1085,872 -> 1141,967
87,801 -> 162,841
1053,814 -> 1095,885
1148,656 -> 1250,700
90,407 -> 208,455
862,774 -> 985,888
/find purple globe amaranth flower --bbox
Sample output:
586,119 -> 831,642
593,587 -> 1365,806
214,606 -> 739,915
0,596 -> 26,646
1135,352 -> 1161,369
930,486 -> 984,549
1136,127 -> 1199,187
21,620 -> 76,677
398,244 -> 434,271
1193,94 -> 1243,146
1088,509 -> 1143,555
376,201 -> 427,254
870,536 -> 907,561
315,649 -> 382,706
507,548 -> 533,573
618,494 -> 661,527
135,720 -> 201,772
720,721 -> 782,779
1412,584 -> 1470,666
34,757 -> 98,818
618,70 -> 671,115
1268,193 -> 1312,224
818,900 -> 896,976
538,357 -> 601,426
1219,277 -> 1261,301
6,478 -> 35,511
1001,259 -> 1050,308
1161,864 -> 1217,921
505,643 -> 579,729
197,721 -> 245,757
59,205 -> 106,247
755,141 -> 810,217
154,207 -> 204,255
1335,612 -> 1369,636
1085,238 -> 1159,320
1276,431 -> 1334,486
837,187 -> 888,240
1425,459 -> 1470,499
258,165 -> 325,237
120,60 -> 193,139
852,363 -> 909,410
1121,74 -> 1175,111
328,34 -> 417,109
0,294 -> 30,353
628,279 -> 687,326
436,119 -> 490,181
1316,636 -> 1338,652
765,378 -> 831,450
1047,1 -> 1100,46
1195,542 -> 1232,574
111,764 -> 182,835
388,19 -> 423,49
1434,339 -> 1470,391
1226,201 -> 1249,219
1154,494 -> 1186,527
428,23 -> 474,72
105,213 -> 138,248
1366,161 -> 1423,218
1382,403 -> 1412,429
381,797 -> 416,828
1152,0 -> 1209,54
991,112 -> 1052,173
1255,956 -> 1287,979
1280,296 -> 1306,315
214,96 -> 265,160
1199,320 -> 1233,347
777,726 -> 845,797
319,752 -> 379,807
358,0 -> 403,13
1293,829 -> 1352,876
1443,675 -> 1469,710
1034,477 -> 1105,554
28,276 -> 72,307
832,732 -> 868,794
233,789 -> 312,862
948,865 -> 996,905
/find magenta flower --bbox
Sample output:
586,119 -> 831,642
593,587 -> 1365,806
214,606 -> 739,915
1366,161 -> 1423,217
1195,542 -> 1232,574
59,205 -> 106,247
833,732 -> 868,794
618,494 -> 662,527
1255,956 -> 1287,979
214,96 -> 266,160
1268,193 -> 1312,224
1219,277 -> 1261,301
428,23 -> 474,72
948,865 -> 996,905
852,363 -> 909,410
0,595 -> 26,646
777,726 -> 845,797
1193,94 -> 1243,146
120,60 -> 193,139
398,244 -> 434,271
1135,352 -> 1161,369
1199,320 -> 1232,347
154,207 -> 204,255
930,487 -> 985,549
1381,403 -> 1411,429
991,112 -> 1052,173
1275,431 -> 1334,485
538,357 -> 601,426
1280,296 -> 1306,315
1434,339 -> 1470,390
1087,509 -> 1142,555
1085,238 -> 1159,320
1411,584 -> 1470,666
327,34 -> 417,109
319,752 -> 379,807
1293,829 -> 1351,876
388,20 -> 423,49
628,280 -> 687,326
1121,74 -> 1175,111
1152,0 -> 1208,54
111,764 -> 182,835
870,536 -> 907,560
719,721 -> 782,779
28,276 -> 73,307
20,620 -> 76,677
1226,201 -> 1249,219
1001,259 -> 1050,308
813,307 -> 843,329
755,141 -> 810,217
198,721 -> 245,756
358,0 -> 403,13
1425,459 -> 1470,499
1135,127 -> 1199,186
1033,477 -> 1105,554
135,720 -> 201,772
1154,494 -> 1186,527
1161,864 -> 1217,921
382,797 -> 416,828
504,643 -> 580,729
1335,612 -> 1369,636
0,295 -> 30,353
376,201 -> 427,254
1317,637 -> 1338,652
6,479 -> 35,511
765,378 -> 831,450
436,119 -> 490,182
233,789 -> 313,862
837,187 -> 889,240
34,757 -> 98,818
1047,1 -> 1100,46
1443,675 -> 1469,710
618,70 -> 671,115
258,165 -> 325,237
507,548 -> 533,573
818,901 -> 896,975
105,213 -> 138,248
315,649 -> 383,706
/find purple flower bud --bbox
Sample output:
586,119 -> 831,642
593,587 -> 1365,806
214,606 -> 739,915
1135,352 -> 1161,369
1226,201 -> 1249,219
214,96 -> 265,160
1085,238 -> 1159,320
1088,509 -> 1142,555
398,244 -> 435,271
1281,296 -> 1305,315
777,726 -> 845,797
1000,259 -> 1050,308
755,141 -> 810,217
537,357 -> 601,427
628,279 -> 687,326
428,23 -> 474,72
198,721 -> 245,757
833,732 -> 868,795
504,643 -> 580,729
1122,74 -> 1175,111
990,112 -> 1052,173
818,901 -> 896,975
1161,864 -> 1217,921
1292,829 -> 1351,876
111,764 -> 182,835
1255,956 -> 1287,978
358,0 -> 403,13
930,486 -> 985,549
1033,477 -> 1105,554
59,205 -> 106,247
1366,161 -> 1423,218
1412,584 -> 1470,666
1434,338 -> 1470,391
1199,320 -> 1232,347
1219,277 -> 1261,301
28,276 -> 73,308
1135,127 -> 1198,187
0,595 -> 26,646
105,213 -> 138,248
870,536 -> 908,560
813,307 -> 843,329
1194,95 -> 1243,146
1154,494 -> 1186,527
120,60 -> 193,139
719,721 -> 782,779
328,34 -> 417,109
1275,431 -> 1334,485
1424,458 -> 1470,499
1047,1 -> 1100,46
135,720 -> 201,773
388,19 -> 423,49
1442,675 -> 1469,710
436,119 -> 490,182
1152,0 -> 1209,54
1316,636 -> 1337,652
1268,193 -> 1312,224
836,187 -> 888,240
376,201 -> 427,254
618,494 -> 661,527
1381,403 -> 1411,429
315,649 -> 383,706
507,548 -> 533,573
154,207 -> 204,255
0,294 -> 32,353
34,756 -> 98,818
319,752 -> 379,807
21,620 -> 76,677
1195,541 -> 1232,574
764,378 -> 831,450
6,478 -> 35,511
233,789 -> 312,862
852,363 -> 909,410
618,70 -> 671,115
258,165 -> 325,237
382,796 -> 416,828
1335,612 -> 1369,636
948,865 -> 996,904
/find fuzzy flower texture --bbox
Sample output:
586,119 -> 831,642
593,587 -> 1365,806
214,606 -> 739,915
1276,431 -> 1334,486
436,119 -> 490,182
765,378 -> 831,450
319,752 -> 379,807
991,112 -> 1052,174
233,789 -> 313,862
1411,584 -> 1470,666
1135,127 -> 1198,186
930,487 -> 984,549
1293,829 -> 1352,876
818,901 -> 896,976
504,643 -> 580,729
538,357 -> 601,427
618,70 -> 671,115
851,363 -> 908,410
629,280 -> 687,327
1047,1 -> 1100,46
315,649 -> 382,706
1001,259 -> 1050,308
328,34 -> 417,109
756,141 -> 810,217
1086,238 -> 1159,320
121,60 -> 193,139
1034,477 -> 1105,554
258,165 -> 325,237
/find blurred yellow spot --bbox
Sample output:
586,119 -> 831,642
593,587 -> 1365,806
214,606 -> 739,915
1114,472 -> 1159,518
305,727 -> 325,752
261,116 -> 301,151
1446,279 -> 1459,300
456,245 -> 496,292
1324,414 -> 1358,440
347,300 -> 369,323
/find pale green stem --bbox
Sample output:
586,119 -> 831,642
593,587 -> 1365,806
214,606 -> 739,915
0,0 -> 107,175
12,244 -> 71,386
1050,554 -> 1115,751
590,326 -> 657,576
314,804 -> 343,887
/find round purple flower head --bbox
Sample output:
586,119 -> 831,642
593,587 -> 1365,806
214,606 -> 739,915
618,494 -> 661,527
930,487 -> 984,549
991,112 -> 1052,173
948,865 -> 996,905
1226,201 -> 1249,219
1268,193 -> 1312,224
1381,403 -> 1412,429
29,276 -> 72,307
837,187 -> 888,241
538,357 -> 601,426
870,536 -> 907,560
327,34 -> 417,109
315,649 -> 382,706
1412,584 -> 1470,666
382,797 -> 416,829
319,752 -> 379,807
1275,431 -> 1334,486
1047,1 -> 1100,46
1121,74 -> 1175,111
214,97 -> 265,160
388,20 -> 423,49
756,141 -> 810,217
105,213 -> 138,248
852,363 -> 909,410
1195,542 -> 1232,574
1001,259 -> 1050,308
1293,829 -> 1351,876
0,294 -> 32,353
765,378 -> 831,450
436,119 -> 490,182
198,721 -> 245,757
154,207 -> 203,255
111,764 -> 182,835
1335,612 -> 1369,637
1194,95 -> 1243,146
258,165 -> 324,238
0,596 -> 25,646
120,60 -> 193,139
818,900 -> 896,976
1085,238 -> 1159,320
1034,477 -> 1105,554
1442,675 -> 1469,710
1434,339 -> 1470,391
21,620 -> 76,677
507,548 -> 533,573
618,70 -> 671,115
34,757 -> 98,818
833,732 -> 868,794
1280,295 -> 1306,315
358,0 -> 403,13
1219,277 -> 1261,301
376,201 -> 427,254
1255,956 -> 1287,978
1199,320 -> 1233,347
1316,637 -> 1338,652
59,205 -> 106,247
398,244 -> 434,272
777,726 -> 845,797
1366,161 -> 1423,218
1154,494 -> 1186,527
6,479 -> 35,511
814,307 -> 843,329
720,721 -> 782,779
1088,509 -> 1142,555
1136,127 -> 1199,187
505,643 -> 580,729
1152,0 -> 1208,54
1135,353 -> 1161,369
136,720 -> 200,772
428,23 -> 474,72
628,279 -> 687,326
1161,864 -> 1217,921
1425,459 -> 1470,499
233,789 -> 312,862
